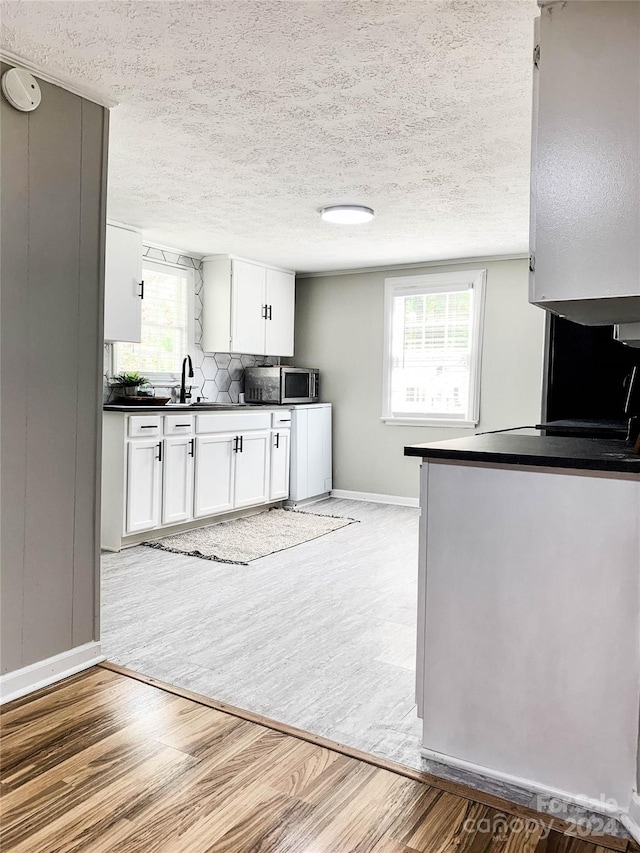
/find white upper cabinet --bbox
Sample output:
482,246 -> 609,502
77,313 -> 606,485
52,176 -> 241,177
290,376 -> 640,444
202,255 -> 295,356
530,1 -> 640,325
104,224 -> 143,342
231,260 -> 268,355
265,268 -> 295,356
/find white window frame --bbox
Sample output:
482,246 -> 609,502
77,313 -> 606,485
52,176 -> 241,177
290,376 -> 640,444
112,258 -> 196,384
381,269 -> 487,428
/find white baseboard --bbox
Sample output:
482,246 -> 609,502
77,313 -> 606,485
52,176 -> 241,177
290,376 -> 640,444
621,792 -> 640,843
285,494 -> 331,508
420,746 -> 624,821
0,642 -> 104,705
331,489 -> 419,508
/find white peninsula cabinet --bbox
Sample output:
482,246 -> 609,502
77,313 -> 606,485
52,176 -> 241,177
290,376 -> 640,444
102,408 -> 291,551
201,256 -> 295,356
406,433 -> 640,810
103,224 -> 143,342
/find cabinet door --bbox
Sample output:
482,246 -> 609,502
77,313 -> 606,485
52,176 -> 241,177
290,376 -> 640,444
162,436 -> 194,525
194,434 -> 235,517
126,439 -> 162,533
231,259 -> 266,355
530,2 -> 640,324
269,428 -> 290,501
104,225 -> 143,342
234,431 -> 270,508
320,406 -> 333,493
307,407 -> 332,498
265,269 -> 295,357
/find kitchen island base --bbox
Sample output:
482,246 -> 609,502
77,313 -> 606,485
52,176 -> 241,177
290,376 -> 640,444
414,455 -> 639,816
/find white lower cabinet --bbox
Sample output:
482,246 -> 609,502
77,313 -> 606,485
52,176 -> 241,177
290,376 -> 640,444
126,438 -> 162,533
103,409 -> 292,550
194,434 -> 235,518
162,436 -> 194,525
289,404 -> 332,502
269,428 -> 290,501
234,431 -> 270,508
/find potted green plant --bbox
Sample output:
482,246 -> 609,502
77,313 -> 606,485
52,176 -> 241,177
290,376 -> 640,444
110,372 -> 150,397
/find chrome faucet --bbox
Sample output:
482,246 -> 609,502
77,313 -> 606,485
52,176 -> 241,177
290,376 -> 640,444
180,355 -> 194,404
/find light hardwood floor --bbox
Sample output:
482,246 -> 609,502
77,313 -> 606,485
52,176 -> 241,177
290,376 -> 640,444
1,667 -> 633,853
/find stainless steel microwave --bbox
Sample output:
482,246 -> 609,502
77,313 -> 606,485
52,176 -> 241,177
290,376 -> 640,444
244,366 -> 319,405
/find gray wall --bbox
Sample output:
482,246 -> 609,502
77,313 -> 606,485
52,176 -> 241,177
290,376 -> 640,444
1,67 -> 108,674
293,259 -> 545,499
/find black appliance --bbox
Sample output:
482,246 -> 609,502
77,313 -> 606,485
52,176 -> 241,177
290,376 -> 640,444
541,315 -> 640,440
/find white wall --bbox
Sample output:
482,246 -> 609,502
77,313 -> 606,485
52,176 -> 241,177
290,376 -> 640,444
293,258 -> 545,499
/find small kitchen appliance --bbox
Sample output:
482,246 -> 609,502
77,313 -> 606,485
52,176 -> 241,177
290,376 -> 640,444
244,366 -> 319,405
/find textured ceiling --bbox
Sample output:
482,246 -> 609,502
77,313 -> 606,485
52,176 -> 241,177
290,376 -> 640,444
1,1 -> 538,272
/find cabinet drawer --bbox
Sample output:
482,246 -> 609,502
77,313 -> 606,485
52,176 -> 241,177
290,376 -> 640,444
128,415 -> 162,437
164,414 -> 194,434
196,412 -> 271,434
272,410 -> 292,427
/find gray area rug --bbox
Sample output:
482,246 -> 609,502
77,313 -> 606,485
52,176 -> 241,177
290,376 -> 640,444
143,508 -> 358,565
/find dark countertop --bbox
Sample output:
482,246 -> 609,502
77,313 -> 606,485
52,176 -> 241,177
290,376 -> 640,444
103,403 -> 289,413
404,428 -> 640,474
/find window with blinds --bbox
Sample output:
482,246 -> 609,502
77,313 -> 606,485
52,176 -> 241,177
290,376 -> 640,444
382,270 -> 486,425
114,260 -> 194,378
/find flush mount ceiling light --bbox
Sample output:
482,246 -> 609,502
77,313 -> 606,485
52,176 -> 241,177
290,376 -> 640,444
320,205 -> 374,224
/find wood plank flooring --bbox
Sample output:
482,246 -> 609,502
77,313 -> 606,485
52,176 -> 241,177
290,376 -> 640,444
0,667 -> 632,853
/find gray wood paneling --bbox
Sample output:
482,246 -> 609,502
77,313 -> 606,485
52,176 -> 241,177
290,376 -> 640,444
22,80 -> 82,663
0,63 -> 29,674
72,99 -> 107,648
0,70 -> 107,673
